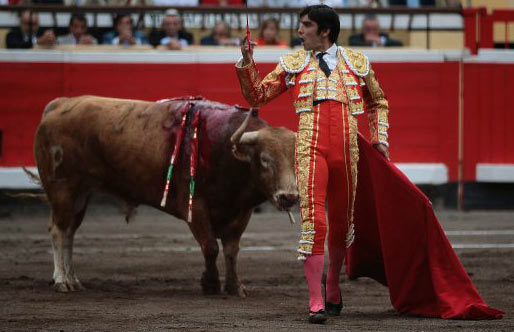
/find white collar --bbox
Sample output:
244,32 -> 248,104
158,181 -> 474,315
314,43 -> 337,58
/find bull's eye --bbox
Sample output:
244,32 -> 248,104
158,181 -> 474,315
260,153 -> 272,169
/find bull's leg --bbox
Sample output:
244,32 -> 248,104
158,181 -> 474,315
187,198 -> 221,295
221,210 -> 252,297
49,191 -> 89,293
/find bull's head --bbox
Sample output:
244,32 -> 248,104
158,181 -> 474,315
230,110 -> 299,211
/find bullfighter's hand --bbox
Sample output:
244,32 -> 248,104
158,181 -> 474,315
241,36 -> 256,66
374,143 -> 390,160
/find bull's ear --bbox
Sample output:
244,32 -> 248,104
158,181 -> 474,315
232,145 -> 253,162
232,131 -> 259,163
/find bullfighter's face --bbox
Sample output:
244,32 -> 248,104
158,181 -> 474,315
298,15 -> 329,52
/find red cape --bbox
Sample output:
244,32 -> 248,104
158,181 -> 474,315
346,134 -> 504,320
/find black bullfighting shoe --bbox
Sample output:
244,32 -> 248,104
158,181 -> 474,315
308,310 -> 327,324
325,293 -> 343,316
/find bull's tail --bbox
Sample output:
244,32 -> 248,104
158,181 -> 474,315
6,166 -> 49,202
5,192 -> 48,201
22,166 -> 42,186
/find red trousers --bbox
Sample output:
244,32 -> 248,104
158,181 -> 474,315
297,100 -> 354,257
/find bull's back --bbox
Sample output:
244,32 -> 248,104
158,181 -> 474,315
35,96 -> 176,206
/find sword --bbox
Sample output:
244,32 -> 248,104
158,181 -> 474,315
245,4 -> 251,51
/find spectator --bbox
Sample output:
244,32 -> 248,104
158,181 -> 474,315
32,0 -> 63,3
149,9 -> 193,48
82,0 -> 147,4
255,18 -> 287,47
201,0 -> 243,5
6,10 -> 55,49
160,10 -> 191,50
57,13 -> 97,45
200,22 -> 239,46
248,0 -> 346,7
102,14 -> 147,46
152,0 -> 198,5
348,0 -> 386,6
445,0 -> 461,7
388,0 -> 435,6
349,14 -> 403,47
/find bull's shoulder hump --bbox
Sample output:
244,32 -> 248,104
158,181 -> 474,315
279,49 -> 310,74
82,95 -> 150,105
339,47 -> 369,77
42,97 -> 69,117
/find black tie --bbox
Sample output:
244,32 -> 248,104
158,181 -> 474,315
316,52 -> 331,77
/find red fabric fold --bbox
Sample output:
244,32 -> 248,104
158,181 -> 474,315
345,133 -> 504,320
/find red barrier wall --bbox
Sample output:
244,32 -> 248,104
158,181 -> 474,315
0,57 -> 467,183
463,62 -> 514,181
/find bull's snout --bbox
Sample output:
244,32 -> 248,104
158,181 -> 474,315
275,191 -> 299,210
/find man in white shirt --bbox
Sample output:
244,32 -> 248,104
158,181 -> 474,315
160,10 -> 189,50
57,13 -> 98,45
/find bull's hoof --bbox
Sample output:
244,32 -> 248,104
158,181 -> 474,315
69,280 -> 86,292
225,282 -> 248,298
201,274 -> 221,295
53,279 -> 85,293
202,281 -> 221,295
53,282 -> 71,293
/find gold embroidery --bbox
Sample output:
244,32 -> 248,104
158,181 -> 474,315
338,53 -> 362,118
342,48 -> 369,77
342,75 -> 357,85
299,85 -> 314,95
236,61 -> 287,107
296,111 -> 315,258
341,103 -> 351,249
298,70 -> 317,82
346,104 -> 359,247
346,86 -> 360,100
335,55 -> 361,248
311,57 -> 347,104
294,99 -> 313,113
353,100 -> 364,111
364,65 -> 389,145
280,50 -> 309,73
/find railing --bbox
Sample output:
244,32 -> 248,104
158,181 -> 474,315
463,8 -> 514,54
0,5 -> 463,49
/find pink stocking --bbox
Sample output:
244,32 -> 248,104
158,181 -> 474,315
326,248 -> 344,304
303,254 -> 325,313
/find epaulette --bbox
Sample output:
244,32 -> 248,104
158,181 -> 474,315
279,49 -> 311,74
339,47 -> 370,77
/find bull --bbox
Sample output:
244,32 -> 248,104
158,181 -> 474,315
33,95 -> 298,297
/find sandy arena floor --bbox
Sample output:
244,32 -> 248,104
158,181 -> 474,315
0,205 -> 512,331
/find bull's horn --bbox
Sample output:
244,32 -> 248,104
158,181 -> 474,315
230,108 -> 258,145
239,131 -> 259,145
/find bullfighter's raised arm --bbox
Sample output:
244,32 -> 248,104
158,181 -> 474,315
235,37 -> 288,107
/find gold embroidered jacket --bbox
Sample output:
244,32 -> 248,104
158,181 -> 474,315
235,47 -> 390,147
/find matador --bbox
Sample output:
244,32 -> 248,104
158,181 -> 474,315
236,4 -> 389,323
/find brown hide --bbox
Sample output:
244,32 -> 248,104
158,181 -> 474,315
34,95 -> 297,295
